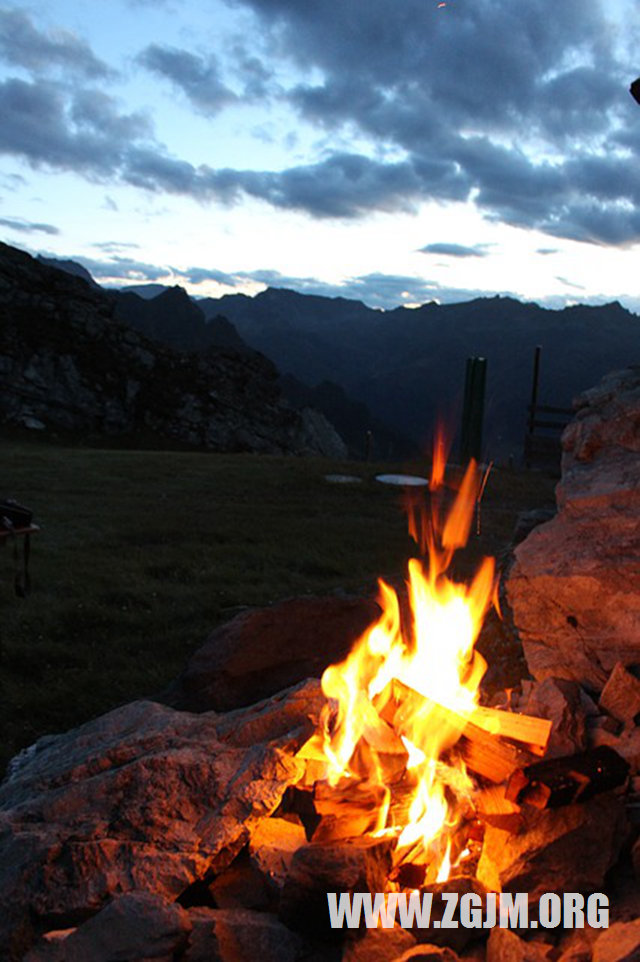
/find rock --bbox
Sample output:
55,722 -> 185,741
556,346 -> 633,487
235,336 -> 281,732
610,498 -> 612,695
163,595 -> 380,712
22,933 -> 70,962
24,891 -> 191,962
522,678 -> 593,757
486,928 -> 552,962
342,927 -> 416,962
592,919 -> 640,962
634,835 -> 640,878
0,241 -> 345,456
556,930 -> 597,962
279,837 -> 395,937
185,907 -> 303,962
599,663 -> 640,728
511,509 -> 557,547
208,851 -> 272,911
391,947 -> 461,962
0,698 -> 305,961
297,406 -> 349,458
589,726 -> 640,772
506,368 -> 640,692
248,816 -> 307,891
476,793 -> 627,901
410,878 -> 489,954
214,677 -> 325,748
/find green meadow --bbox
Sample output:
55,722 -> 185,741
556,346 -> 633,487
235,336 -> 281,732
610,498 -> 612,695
0,437 -> 556,776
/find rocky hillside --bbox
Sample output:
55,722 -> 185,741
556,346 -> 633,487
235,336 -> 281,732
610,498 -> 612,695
0,243 -> 347,457
112,286 -> 251,355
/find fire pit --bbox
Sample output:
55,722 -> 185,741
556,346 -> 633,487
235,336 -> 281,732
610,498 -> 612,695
2,379 -> 640,962
292,443 -> 551,887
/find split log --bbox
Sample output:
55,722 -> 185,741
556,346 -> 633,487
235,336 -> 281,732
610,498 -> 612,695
297,716 -> 409,784
376,679 -> 538,783
505,745 -> 630,809
458,723 -> 536,784
472,706 -> 552,755
474,784 -> 523,834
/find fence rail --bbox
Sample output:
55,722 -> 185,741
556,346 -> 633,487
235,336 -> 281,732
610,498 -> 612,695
523,346 -> 573,470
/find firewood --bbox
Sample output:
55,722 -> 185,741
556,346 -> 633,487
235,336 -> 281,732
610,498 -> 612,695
505,745 -> 630,809
474,784 -> 523,832
458,720 -> 536,783
472,705 -> 552,755
377,679 -> 537,783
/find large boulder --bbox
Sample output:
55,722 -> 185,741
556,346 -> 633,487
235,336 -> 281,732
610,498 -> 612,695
0,684 -> 318,961
506,368 -> 640,692
163,594 -> 380,712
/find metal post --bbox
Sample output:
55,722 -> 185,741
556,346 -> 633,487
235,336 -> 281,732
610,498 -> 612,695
460,356 -> 487,463
525,345 -> 542,468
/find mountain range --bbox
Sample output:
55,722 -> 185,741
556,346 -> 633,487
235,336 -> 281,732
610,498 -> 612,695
125,281 -> 640,460
11,250 -> 640,461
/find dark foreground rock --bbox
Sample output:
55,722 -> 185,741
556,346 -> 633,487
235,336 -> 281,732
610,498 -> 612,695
506,368 -> 640,691
163,594 -> 380,712
24,891 -> 191,962
476,793 -> 627,900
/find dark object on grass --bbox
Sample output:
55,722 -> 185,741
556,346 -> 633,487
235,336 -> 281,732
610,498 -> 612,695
631,78 -> 640,105
0,498 -> 32,530
0,498 -> 35,597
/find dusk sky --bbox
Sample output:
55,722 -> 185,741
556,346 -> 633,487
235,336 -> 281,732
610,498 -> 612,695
1,0 -> 640,310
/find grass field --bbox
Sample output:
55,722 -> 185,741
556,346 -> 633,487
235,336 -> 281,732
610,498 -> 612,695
0,436 -> 557,776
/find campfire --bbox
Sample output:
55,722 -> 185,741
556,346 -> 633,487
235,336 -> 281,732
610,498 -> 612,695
284,436 -> 624,901
3,382 -> 639,961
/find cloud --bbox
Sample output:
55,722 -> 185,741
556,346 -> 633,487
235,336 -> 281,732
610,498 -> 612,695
226,0 -> 640,244
555,276 -> 586,290
218,153 -> 459,217
0,8 -> 114,78
419,243 -> 489,258
137,44 -> 236,114
92,240 -> 141,252
0,215 -> 59,235
67,253 -> 171,283
0,77 -> 153,175
3,1 -> 639,246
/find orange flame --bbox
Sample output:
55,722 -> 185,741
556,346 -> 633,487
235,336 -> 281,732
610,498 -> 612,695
298,439 -> 497,881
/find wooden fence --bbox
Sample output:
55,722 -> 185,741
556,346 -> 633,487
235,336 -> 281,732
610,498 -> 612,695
523,346 -> 573,470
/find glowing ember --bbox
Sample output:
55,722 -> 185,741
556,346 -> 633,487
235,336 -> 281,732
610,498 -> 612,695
297,432 -> 498,882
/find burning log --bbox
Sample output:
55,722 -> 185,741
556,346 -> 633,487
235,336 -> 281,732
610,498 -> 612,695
474,784 -> 523,834
377,679 -> 540,783
472,705 -> 552,755
506,745 -> 630,809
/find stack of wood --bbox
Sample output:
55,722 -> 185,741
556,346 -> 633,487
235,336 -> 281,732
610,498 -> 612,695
292,676 -> 629,878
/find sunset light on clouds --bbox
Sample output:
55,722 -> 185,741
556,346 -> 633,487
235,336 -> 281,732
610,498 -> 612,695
1,0 -> 639,310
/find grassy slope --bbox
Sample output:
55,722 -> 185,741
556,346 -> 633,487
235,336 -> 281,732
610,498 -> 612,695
0,438 -> 556,775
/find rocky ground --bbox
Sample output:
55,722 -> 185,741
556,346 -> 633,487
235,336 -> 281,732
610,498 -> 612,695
1,368 -> 640,961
